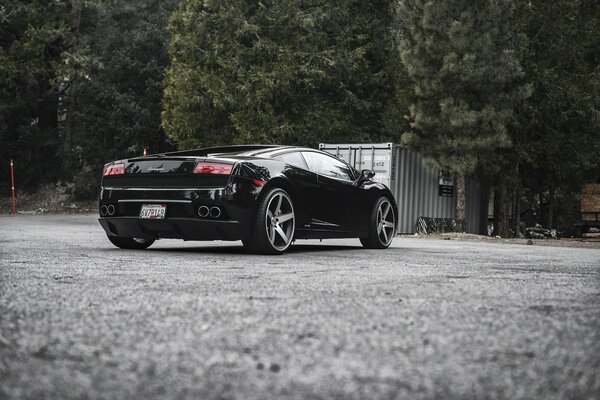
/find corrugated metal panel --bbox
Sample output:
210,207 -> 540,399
395,147 -> 455,233
320,143 -> 486,234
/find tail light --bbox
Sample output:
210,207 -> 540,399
194,162 -> 233,175
103,163 -> 125,176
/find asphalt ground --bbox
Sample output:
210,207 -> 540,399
0,215 -> 599,400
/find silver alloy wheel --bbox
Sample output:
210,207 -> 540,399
265,191 -> 295,251
376,199 -> 395,246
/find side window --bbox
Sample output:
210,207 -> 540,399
301,152 -> 354,181
273,151 -> 308,169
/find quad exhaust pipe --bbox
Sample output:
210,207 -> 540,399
197,205 -> 210,218
209,206 -> 221,219
100,204 -> 116,217
198,205 -> 222,219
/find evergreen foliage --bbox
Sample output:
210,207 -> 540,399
514,0 -> 600,196
0,1 -> 84,188
397,0 -> 531,230
163,0 -> 400,149
398,0 -> 530,175
65,0 -> 178,197
0,1 -> 178,197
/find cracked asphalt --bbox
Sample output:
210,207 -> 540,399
1,214 -> 599,400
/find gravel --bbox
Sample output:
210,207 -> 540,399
1,214 -> 599,400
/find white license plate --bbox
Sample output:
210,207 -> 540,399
139,204 -> 166,219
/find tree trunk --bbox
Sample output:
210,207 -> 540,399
526,193 -> 535,228
538,192 -> 545,226
493,189 -> 499,236
514,184 -> 521,237
547,185 -> 555,228
494,183 -> 511,238
455,173 -> 466,232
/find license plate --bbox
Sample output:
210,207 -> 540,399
139,204 -> 166,219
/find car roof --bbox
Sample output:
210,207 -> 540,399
162,144 -> 283,157
249,146 -> 320,157
162,144 -> 321,158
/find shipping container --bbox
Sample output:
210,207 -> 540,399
319,143 -> 488,234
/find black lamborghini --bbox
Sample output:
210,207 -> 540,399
98,145 -> 397,254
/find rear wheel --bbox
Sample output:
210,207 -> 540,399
360,197 -> 395,249
107,236 -> 155,250
243,188 -> 295,255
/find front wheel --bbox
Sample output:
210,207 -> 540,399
243,188 -> 295,255
360,197 -> 396,249
107,236 -> 155,250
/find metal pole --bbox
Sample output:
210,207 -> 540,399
10,159 -> 16,215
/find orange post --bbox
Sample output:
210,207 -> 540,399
10,159 -> 16,215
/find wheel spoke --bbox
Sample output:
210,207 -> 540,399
377,224 -> 383,234
274,195 -> 283,214
384,221 -> 394,228
381,225 -> 389,243
274,225 -> 289,244
268,224 -> 276,244
382,202 -> 390,219
278,212 -> 293,223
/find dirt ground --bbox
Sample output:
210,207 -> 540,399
0,184 -> 97,215
419,232 -> 600,249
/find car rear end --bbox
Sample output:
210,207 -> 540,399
98,155 -> 262,242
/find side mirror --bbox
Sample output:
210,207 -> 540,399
356,169 -> 375,184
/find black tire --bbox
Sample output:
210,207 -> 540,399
243,187 -> 295,255
360,196 -> 396,249
107,236 -> 155,250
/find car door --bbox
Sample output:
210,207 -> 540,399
301,151 -> 369,233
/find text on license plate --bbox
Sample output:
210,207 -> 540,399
139,204 -> 166,219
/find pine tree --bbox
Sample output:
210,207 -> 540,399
64,0 -> 179,197
162,0 -> 399,149
513,0 -> 600,228
398,0 -> 531,231
0,1 -> 84,189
